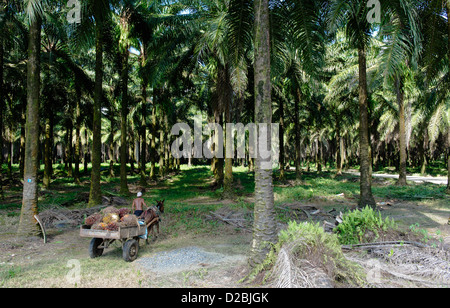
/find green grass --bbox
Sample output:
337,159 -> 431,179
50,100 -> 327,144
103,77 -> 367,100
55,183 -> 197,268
273,169 -> 447,202
274,176 -> 359,202
0,247 -> 142,288
372,182 -> 446,200
1,163 -> 449,288
373,161 -> 448,177
1,163 -> 447,224
2,164 -> 447,213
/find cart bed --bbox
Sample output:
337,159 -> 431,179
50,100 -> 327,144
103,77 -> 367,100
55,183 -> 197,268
80,224 -> 146,240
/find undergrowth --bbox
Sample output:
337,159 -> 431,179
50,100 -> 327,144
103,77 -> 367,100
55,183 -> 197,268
248,221 -> 365,287
334,206 -> 397,245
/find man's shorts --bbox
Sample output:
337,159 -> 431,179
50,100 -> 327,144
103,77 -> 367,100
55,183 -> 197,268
134,210 -> 144,217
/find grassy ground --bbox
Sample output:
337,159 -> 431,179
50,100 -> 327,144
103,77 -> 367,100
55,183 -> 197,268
0,163 -> 449,287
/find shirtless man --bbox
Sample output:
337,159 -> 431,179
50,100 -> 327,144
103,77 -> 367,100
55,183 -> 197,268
132,192 -> 147,217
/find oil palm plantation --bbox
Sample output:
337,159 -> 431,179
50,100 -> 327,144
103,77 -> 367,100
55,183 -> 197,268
88,0 -> 112,206
249,0 -> 277,267
246,0 -> 327,265
377,0 -> 422,186
192,0 -> 252,195
17,0 -> 44,236
6,0 -> 448,248
419,0 -> 450,193
328,0 -> 378,208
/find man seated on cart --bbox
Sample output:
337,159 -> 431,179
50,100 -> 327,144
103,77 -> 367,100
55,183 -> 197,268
132,191 -> 147,218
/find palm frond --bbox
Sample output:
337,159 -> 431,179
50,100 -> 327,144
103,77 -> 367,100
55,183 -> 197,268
23,0 -> 47,24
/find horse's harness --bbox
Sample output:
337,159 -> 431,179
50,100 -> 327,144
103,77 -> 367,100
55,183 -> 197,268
151,205 -> 162,217
143,204 -> 162,222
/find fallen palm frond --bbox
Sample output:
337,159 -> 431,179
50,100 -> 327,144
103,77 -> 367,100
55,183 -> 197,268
39,205 -> 106,228
205,206 -> 253,232
270,245 -> 334,288
38,195 -> 129,228
346,246 -> 450,288
252,221 -> 366,288
342,240 -> 429,250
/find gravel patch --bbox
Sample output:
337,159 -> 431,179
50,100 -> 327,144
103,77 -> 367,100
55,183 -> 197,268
136,246 -> 233,274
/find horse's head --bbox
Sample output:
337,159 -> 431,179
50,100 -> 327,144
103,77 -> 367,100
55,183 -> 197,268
156,200 -> 165,214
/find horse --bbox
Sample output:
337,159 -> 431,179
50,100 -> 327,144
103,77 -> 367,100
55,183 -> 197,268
140,200 -> 165,243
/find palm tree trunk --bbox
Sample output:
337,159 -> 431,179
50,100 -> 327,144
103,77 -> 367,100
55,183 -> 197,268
336,123 -> 342,176
139,78 -> 148,187
7,132 -> 12,181
7,132 -> 12,182
447,131 -> 450,194
74,84 -> 81,184
0,35 -> 3,198
212,107 -> 224,186
396,76 -> 407,186
119,49 -> 130,195
18,14 -> 42,237
84,127 -> 89,174
67,105 -> 73,178
279,99 -> 285,181
447,2 -> 450,194
43,114 -> 52,189
88,6 -> 104,207
159,107 -> 165,177
294,88 -> 302,179
150,104 -> 156,180
250,0 -> 277,267
221,64 -> 233,197
130,131 -> 136,174
20,110 -> 25,179
419,131 -> 427,175
318,138 -> 323,172
108,114 -> 115,178
164,112 -> 171,174
0,36 -> 3,168
358,46 -> 376,208
340,135 -> 345,173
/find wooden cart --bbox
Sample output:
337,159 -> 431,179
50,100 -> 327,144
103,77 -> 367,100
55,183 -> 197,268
80,223 -> 147,262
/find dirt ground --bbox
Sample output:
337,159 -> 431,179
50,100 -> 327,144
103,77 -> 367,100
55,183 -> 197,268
379,200 -> 450,249
1,192 -> 450,288
0,210 -> 254,288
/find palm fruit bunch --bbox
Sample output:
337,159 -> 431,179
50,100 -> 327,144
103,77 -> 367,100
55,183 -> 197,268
119,207 -> 130,218
102,213 -> 120,224
85,206 -> 135,230
85,213 -> 102,227
92,222 -> 108,230
102,206 -> 120,216
106,222 -> 119,231
120,214 -> 139,227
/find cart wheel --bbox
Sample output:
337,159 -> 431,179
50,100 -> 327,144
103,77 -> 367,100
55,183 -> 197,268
123,239 -> 139,262
89,238 -> 104,258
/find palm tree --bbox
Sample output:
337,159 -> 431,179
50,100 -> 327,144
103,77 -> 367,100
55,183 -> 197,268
419,0 -> 449,193
191,0 -> 254,195
249,0 -> 277,267
323,30 -> 360,175
89,0 -> 110,207
269,0 -> 326,180
138,41 -> 149,187
193,0 -> 232,190
112,0 -> 197,189
378,0 -> 422,186
0,0 -> 7,199
447,0 -> 450,194
435,0 -> 449,194
17,0 -> 43,236
329,0 -> 377,208
139,1 -> 195,182
117,3 -> 132,196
